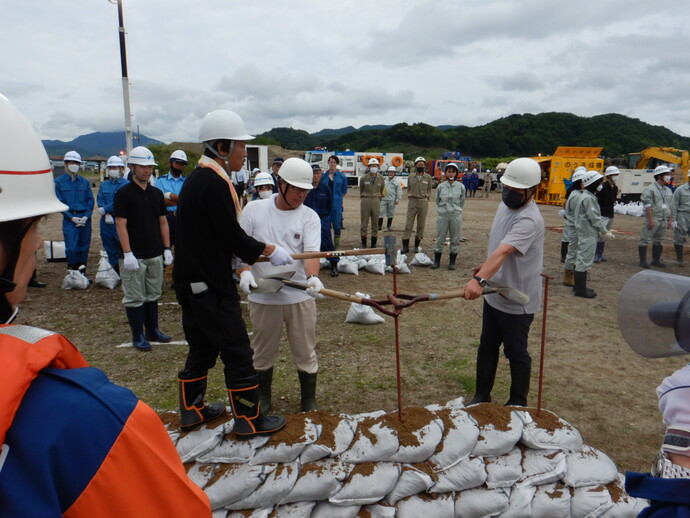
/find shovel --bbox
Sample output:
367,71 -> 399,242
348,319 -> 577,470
254,247 -> 388,263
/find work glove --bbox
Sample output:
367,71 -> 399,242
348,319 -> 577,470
163,249 -> 174,266
79,216 -> 89,226
267,245 -> 294,266
164,192 -> 173,200
558,209 -> 566,218
601,231 -> 615,239
239,270 -> 257,294
672,221 -> 679,229
97,207 -> 106,216
123,252 -> 139,271
70,216 -> 83,226
104,214 -> 114,225
306,276 -> 325,299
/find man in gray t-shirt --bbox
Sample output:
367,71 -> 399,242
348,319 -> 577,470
463,158 -> 544,407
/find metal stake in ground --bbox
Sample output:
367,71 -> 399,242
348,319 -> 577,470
537,273 -> 553,417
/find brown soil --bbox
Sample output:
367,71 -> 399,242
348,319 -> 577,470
20,178 -> 689,473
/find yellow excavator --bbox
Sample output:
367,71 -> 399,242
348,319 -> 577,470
633,147 -> 689,175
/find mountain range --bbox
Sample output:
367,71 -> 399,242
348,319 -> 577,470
42,131 -> 164,158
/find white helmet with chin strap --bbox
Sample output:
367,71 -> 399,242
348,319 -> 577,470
605,165 -> 620,176
278,158 -> 314,190
128,146 -> 157,166
107,155 -> 125,168
170,149 -> 188,162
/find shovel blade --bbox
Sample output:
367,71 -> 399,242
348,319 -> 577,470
252,272 -> 296,294
482,280 -> 530,305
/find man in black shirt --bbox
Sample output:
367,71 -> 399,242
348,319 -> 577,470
114,146 -> 173,352
595,166 -> 620,262
173,109 -> 293,437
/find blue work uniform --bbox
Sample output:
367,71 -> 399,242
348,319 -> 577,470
54,173 -> 95,267
97,177 -> 129,266
155,172 -> 186,246
319,169 -> 348,236
626,470 -> 690,517
305,182 -> 338,265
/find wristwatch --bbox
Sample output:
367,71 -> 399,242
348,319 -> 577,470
473,275 -> 489,287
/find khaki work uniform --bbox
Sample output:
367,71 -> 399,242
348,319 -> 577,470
360,173 -> 385,237
639,181 -> 673,246
403,172 -> 433,241
672,183 -> 690,246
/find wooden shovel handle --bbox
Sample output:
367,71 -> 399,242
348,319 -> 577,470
319,288 -> 366,304
427,287 -> 499,301
255,248 -> 386,263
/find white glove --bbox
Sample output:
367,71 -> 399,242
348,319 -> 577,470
267,245 -> 294,266
70,216 -> 82,226
163,248 -> 174,266
105,214 -> 114,225
123,252 -> 139,271
558,209 -> 565,218
239,270 -> 257,294
79,216 -> 88,226
601,231 -> 615,239
97,207 -> 106,216
672,221 -> 679,229
164,192 -> 173,200
306,276 -> 325,299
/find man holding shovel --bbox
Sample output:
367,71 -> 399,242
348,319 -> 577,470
463,157 -> 544,407
238,157 -> 323,413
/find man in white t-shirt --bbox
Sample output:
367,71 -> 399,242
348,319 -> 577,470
463,158 -> 545,407
237,158 -> 323,413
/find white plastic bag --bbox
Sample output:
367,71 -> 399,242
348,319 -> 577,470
44,240 -> 67,262
337,258 -> 359,275
94,252 -> 120,289
61,269 -> 89,290
364,257 -> 386,275
344,293 -> 385,325
409,252 -> 432,266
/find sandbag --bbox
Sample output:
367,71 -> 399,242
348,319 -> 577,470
205,463 -> 276,509
386,250 -> 410,274
197,434 -> 270,464
44,240 -> 66,262
212,509 -> 228,518
501,484 -> 536,518
344,293 -> 385,325
337,258 -> 359,275
454,486 -> 510,518
428,407 -> 480,471
520,448 -> 567,486
186,462 -> 216,490
227,460 -> 300,510
226,508 -> 272,518
176,422 -> 226,463
280,458 -> 351,504
409,252 -> 432,266
94,252 -> 120,289
61,269 -> 89,290
484,446 -> 523,489
362,503 -> 397,517
271,501 -> 316,517
570,485 -> 615,518
364,256 -> 386,275
531,482 -> 571,518
385,464 -> 435,505
250,416 -> 319,464
516,409 -> 583,451
300,414 -> 356,463
562,445 -> 618,488
468,405 -> 523,457
329,462 -> 400,506
600,475 -> 649,517
430,456 -> 486,493
340,415 -> 398,463
311,501 -> 360,518
389,407 -> 444,463
396,492 -> 454,517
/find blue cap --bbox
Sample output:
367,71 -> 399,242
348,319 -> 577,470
311,164 -> 322,171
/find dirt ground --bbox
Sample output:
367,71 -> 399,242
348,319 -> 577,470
21,178 -> 689,474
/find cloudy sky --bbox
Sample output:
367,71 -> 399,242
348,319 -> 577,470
3,1 -> 690,144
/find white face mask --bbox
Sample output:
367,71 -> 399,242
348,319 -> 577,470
663,175 -> 671,182
596,184 -> 603,192
107,168 -> 121,179
258,190 -> 272,199
67,164 -> 80,174
370,167 -> 379,174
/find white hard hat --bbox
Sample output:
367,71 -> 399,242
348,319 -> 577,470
387,165 -> 397,172
500,158 -> 542,189
582,170 -> 603,187
605,165 -> 620,176
128,146 -> 157,166
574,166 -> 586,174
654,165 -> 671,176
170,149 -> 188,162
198,109 -> 254,142
444,163 -> 459,172
0,93 -> 68,222
253,172 -> 274,187
414,156 -> 426,164
252,167 -> 261,174
107,155 -> 125,168
472,168 -> 477,173
368,158 -> 380,166
571,169 -> 588,183
64,150 -> 82,163
278,157 -> 314,190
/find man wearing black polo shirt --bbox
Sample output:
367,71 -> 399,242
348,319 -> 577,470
173,109 -> 293,438
114,146 -> 173,352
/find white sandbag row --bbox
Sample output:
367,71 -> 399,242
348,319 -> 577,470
614,201 -> 644,217
170,400 -> 647,516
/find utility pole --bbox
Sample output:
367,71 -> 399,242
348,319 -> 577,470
110,0 -> 133,156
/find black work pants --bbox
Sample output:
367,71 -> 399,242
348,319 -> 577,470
175,284 -> 255,386
478,300 -> 534,365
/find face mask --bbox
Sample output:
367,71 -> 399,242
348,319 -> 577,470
416,166 -> 425,173
67,164 -> 80,174
108,168 -> 121,179
502,188 -> 526,209
664,175 -> 671,182
596,184 -> 603,192
370,167 -> 379,174
258,190 -> 272,199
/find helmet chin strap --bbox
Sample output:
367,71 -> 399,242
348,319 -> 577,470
278,182 -> 295,209
204,140 -> 236,175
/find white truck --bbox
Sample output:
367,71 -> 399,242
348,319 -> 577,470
615,168 -> 660,203
304,149 -> 405,186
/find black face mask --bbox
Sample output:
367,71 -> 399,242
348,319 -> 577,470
502,188 -> 527,209
416,166 -> 425,173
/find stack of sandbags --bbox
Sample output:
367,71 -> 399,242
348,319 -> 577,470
164,399 -> 647,518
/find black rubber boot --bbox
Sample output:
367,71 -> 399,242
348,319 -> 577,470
468,348 -> 499,405
402,239 -> 410,254
448,253 -> 457,271
378,218 -> 383,231
125,306 -> 152,351
371,236 -> 377,248
560,241 -> 568,263
593,242 -> 604,263
676,244 -> 685,267
361,236 -> 367,248
431,253 -> 441,269
257,368 -> 274,414
651,244 -> 667,268
505,361 -> 531,407
386,218 -> 393,231
143,301 -> 171,342
28,270 -> 46,288
113,263 -> 120,275
298,370 -> 318,412
414,238 -> 421,252
228,375 -> 286,439
573,271 -> 596,298
178,371 -> 226,432
639,246 -> 650,268
330,261 -> 339,277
